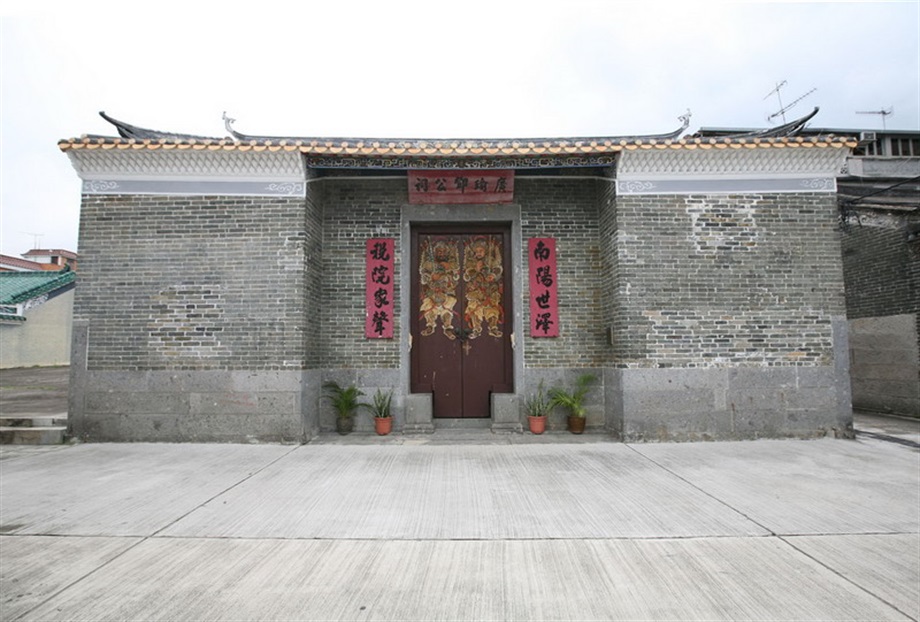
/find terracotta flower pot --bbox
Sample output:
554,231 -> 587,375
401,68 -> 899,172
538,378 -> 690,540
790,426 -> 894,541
567,415 -> 586,434
528,415 -> 546,435
374,416 -> 393,436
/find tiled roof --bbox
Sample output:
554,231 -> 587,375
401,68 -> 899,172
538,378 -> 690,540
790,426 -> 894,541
0,270 -> 76,306
0,254 -> 45,271
58,133 -> 858,156
58,110 -> 857,159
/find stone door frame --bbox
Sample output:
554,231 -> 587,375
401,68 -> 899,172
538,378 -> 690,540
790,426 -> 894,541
400,203 -> 525,433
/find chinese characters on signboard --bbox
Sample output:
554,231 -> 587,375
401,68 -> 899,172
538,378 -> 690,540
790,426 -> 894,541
408,170 -> 514,205
529,238 -> 559,337
365,238 -> 395,339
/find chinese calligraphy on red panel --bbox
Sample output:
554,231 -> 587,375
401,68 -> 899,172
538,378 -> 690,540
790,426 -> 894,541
529,238 -> 559,337
365,238 -> 395,339
408,170 -> 514,205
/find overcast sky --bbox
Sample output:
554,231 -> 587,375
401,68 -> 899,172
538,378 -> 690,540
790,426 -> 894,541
1,0 -> 918,256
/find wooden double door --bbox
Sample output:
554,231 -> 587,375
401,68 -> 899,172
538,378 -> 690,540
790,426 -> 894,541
410,226 -> 514,418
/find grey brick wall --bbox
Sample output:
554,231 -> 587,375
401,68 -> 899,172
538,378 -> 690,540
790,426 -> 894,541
76,195 -> 308,371
612,193 -> 846,368
69,176 -> 855,440
841,216 -> 919,320
304,188 -> 325,369
71,194 -> 309,442
312,179 -> 403,369
518,178 -> 611,368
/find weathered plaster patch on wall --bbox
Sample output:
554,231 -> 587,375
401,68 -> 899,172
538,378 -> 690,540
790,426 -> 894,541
687,199 -> 758,254
277,231 -> 307,272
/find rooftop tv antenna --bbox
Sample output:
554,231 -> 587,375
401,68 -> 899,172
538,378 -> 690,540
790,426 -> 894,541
764,81 -> 817,124
21,232 -> 44,249
856,107 -> 894,130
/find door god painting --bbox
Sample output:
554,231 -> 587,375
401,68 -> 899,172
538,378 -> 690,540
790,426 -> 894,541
463,235 -> 503,339
419,237 -> 461,339
418,234 -> 505,341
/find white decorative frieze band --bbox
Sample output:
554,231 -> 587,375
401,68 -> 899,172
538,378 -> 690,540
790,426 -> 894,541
67,148 -> 306,197
82,179 -> 306,197
617,144 -> 849,195
616,176 -> 838,195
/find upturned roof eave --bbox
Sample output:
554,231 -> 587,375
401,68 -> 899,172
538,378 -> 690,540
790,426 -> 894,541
58,110 -> 858,156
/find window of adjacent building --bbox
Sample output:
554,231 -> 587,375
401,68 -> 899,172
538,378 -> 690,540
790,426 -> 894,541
889,138 -> 920,157
856,141 -> 879,156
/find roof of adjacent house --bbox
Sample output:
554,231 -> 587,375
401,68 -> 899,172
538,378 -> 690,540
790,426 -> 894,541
58,109 -> 857,159
0,270 -> 76,322
22,249 -> 79,260
0,254 -> 46,272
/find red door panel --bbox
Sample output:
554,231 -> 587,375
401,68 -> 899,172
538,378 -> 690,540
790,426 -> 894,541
411,227 -> 513,418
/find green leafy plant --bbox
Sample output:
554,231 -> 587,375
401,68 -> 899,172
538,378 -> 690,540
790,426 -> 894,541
524,380 -> 551,418
362,388 -> 394,419
322,381 -> 364,420
548,374 -> 597,418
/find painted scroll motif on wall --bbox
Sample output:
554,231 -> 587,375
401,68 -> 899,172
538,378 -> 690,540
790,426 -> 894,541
365,238 -> 395,338
529,238 -> 559,337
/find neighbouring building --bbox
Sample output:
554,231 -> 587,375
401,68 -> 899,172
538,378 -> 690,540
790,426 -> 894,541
0,269 -> 76,368
0,255 -> 47,272
57,109 -> 858,442
839,135 -> 919,417
20,249 -> 79,271
1,249 -> 79,273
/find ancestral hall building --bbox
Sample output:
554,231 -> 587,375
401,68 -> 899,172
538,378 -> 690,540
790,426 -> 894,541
59,110 -> 857,442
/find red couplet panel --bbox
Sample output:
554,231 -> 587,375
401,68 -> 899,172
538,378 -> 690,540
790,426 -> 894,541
365,238 -> 395,338
408,170 -> 514,205
529,238 -> 559,337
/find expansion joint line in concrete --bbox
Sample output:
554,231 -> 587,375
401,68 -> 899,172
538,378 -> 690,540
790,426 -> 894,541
776,535 -> 920,622
12,536 -> 148,621
624,444 -> 919,621
623,443 -> 778,537
12,445 -> 302,622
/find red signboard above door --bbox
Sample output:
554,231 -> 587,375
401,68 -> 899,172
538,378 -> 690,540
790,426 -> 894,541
408,170 -> 514,204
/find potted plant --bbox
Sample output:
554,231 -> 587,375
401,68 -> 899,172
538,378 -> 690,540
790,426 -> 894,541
523,380 -> 551,434
363,388 -> 394,436
323,381 -> 364,435
548,374 -> 597,434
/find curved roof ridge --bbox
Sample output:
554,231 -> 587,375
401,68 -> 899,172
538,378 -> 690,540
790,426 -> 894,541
221,110 -> 693,145
99,111 -> 219,141
693,107 -> 821,140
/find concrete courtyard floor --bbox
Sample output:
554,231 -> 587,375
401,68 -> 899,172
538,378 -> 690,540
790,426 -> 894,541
1,367 -> 919,620
0,429 -> 917,621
